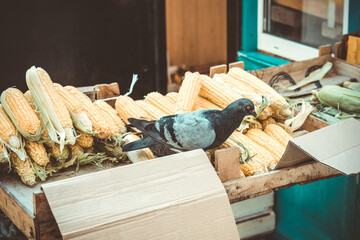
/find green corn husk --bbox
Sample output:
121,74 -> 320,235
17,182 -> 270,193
314,85 -> 360,114
94,138 -> 128,162
343,81 -> 360,92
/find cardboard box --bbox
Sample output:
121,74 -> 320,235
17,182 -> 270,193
41,149 -> 239,240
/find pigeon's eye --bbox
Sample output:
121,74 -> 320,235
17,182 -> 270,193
246,105 -> 251,110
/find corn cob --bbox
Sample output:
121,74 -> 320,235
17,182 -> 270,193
264,124 -> 293,148
135,100 -> 167,120
124,134 -> 155,162
26,66 -> 76,147
145,92 -> 176,115
0,106 -> 21,149
214,73 -> 262,105
1,88 -> 42,140
93,100 -> 127,133
25,139 -> 50,166
231,131 -> 278,169
165,92 -> 178,104
0,143 -> 6,164
115,96 -> 150,124
54,83 -> 93,133
176,72 -> 202,113
24,90 -> 52,144
199,74 -> 243,107
261,117 -> 277,129
193,96 -> 223,111
246,129 -> 286,160
76,132 -> 94,148
228,67 -> 289,108
64,86 -> 112,139
240,159 -> 265,176
10,152 -> 36,186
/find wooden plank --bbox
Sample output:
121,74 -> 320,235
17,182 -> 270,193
38,221 -> 61,240
346,36 -> 360,65
33,191 -> 54,223
229,61 -> 244,70
333,58 -> 360,79
318,44 -> 332,57
209,64 -> 227,78
231,192 -> 274,219
0,183 -> 36,239
166,0 -> 227,72
224,161 -> 341,203
334,42 -> 341,58
248,55 -> 333,83
236,210 -> 275,239
215,147 -> 244,182
95,82 -> 120,107
300,115 -> 329,132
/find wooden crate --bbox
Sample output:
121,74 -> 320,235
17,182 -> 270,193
0,56 -> 355,239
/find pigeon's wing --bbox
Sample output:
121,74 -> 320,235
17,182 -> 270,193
157,110 -> 217,150
128,118 -> 167,143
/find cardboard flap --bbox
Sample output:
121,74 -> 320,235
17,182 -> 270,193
41,149 -> 239,240
276,118 -> 360,175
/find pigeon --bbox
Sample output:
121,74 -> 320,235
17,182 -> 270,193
122,98 -> 256,152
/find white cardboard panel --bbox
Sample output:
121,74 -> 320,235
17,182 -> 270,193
42,149 -> 239,240
277,118 -> 360,175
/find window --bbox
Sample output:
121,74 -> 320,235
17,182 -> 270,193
258,0 -> 349,61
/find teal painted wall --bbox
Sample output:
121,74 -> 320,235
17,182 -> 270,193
275,175 -> 360,240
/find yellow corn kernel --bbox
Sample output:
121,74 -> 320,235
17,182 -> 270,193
25,139 -> 50,166
240,159 -> 265,176
0,106 -> 21,148
65,86 -> 112,139
264,124 -> 293,148
115,96 -> 150,124
165,92 -> 178,104
24,90 -> 51,142
2,88 -> 41,136
199,74 -> 243,107
246,128 -> 286,160
36,68 -> 74,131
94,100 -> 127,133
135,100 -> 167,120
76,132 -> 94,148
176,72 -> 202,113
145,92 -> 176,115
10,152 -> 37,186
54,83 -> 86,114
228,67 -> 289,109
231,131 -> 278,169
193,96 -> 223,111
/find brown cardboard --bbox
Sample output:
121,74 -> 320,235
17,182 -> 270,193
276,118 -> 360,175
41,149 -> 239,240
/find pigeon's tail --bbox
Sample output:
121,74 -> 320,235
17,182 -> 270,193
122,136 -> 158,152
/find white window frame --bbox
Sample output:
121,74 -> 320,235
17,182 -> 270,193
257,0 -> 349,61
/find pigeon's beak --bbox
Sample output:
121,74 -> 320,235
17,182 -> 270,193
251,109 -> 257,117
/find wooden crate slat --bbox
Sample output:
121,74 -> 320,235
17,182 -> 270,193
224,161 -> 341,203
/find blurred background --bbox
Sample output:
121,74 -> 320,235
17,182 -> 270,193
0,0 -> 359,239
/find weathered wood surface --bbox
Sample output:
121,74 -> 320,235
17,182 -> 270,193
224,161 -> 341,203
0,180 -> 36,239
209,64 -> 227,77
318,44 -> 332,57
215,147 -> 244,182
229,61 -> 244,70
95,82 -> 120,107
236,210 -> 275,239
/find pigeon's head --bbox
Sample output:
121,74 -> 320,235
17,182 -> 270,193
226,98 -> 256,117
